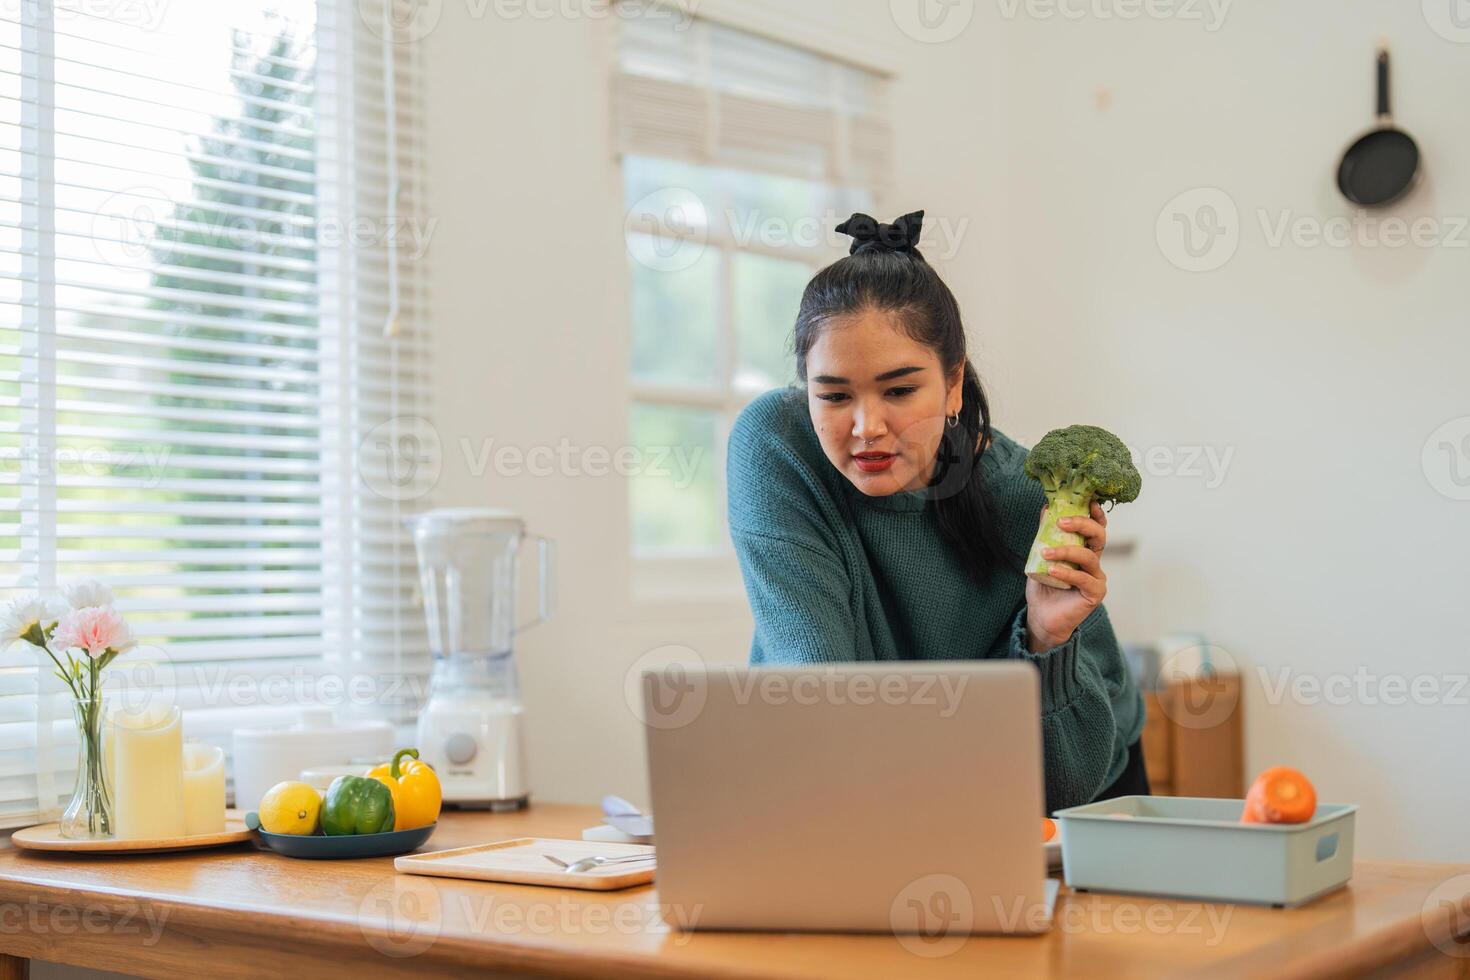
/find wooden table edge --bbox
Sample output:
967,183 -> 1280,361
1193,861 -> 1470,980
0,874 -> 1462,980
0,872 -> 777,980
0,832 -> 1467,980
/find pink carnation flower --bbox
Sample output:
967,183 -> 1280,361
51,606 -> 136,660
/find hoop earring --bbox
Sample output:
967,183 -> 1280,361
945,414 -> 959,429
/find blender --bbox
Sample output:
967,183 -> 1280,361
407,507 -> 554,810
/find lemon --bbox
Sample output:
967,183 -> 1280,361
258,781 -> 322,835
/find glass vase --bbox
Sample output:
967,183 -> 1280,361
59,693 -> 113,839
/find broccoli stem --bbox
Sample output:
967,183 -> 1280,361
1024,488 -> 1092,589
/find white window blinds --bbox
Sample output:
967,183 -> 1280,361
0,0 -> 433,826
614,15 -> 891,190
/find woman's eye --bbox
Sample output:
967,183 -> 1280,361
886,386 -> 918,398
816,392 -> 850,403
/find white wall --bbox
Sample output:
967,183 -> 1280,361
418,0 -> 757,829
945,1 -> 1470,863
421,0 -> 1470,862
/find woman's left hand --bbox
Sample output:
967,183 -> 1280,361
1024,501 -> 1109,653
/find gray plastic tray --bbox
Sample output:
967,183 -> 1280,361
1053,795 -> 1356,907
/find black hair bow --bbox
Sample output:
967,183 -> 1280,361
834,210 -> 925,255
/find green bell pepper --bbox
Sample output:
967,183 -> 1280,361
320,774 -> 396,835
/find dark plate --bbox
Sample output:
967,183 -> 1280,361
244,812 -> 437,859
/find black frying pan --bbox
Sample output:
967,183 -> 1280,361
1337,48 -> 1420,207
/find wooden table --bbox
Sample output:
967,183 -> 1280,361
0,804 -> 1466,979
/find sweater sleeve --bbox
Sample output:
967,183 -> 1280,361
726,391 -> 869,666
990,600 -> 1132,812
731,529 -> 864,665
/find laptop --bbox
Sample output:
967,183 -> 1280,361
642,661 -> 1059,935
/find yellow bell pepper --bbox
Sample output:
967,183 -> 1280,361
367,748 -> 442,831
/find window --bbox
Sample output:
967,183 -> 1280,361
615,16 -> 890,560
0,0 -> 432,825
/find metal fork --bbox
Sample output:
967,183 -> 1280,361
544,853 -> 656,873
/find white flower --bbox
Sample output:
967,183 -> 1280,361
0,595 -> 50,647
60,579 -> 114,611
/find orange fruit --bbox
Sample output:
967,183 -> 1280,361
1240,767 -> 1316,824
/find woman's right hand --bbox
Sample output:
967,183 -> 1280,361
1024,502 -> 1109,653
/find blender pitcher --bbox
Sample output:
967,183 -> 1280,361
407,507 -> 554,809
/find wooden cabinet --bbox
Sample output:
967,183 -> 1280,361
1140,673 -> 1243,798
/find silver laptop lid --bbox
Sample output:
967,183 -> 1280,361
643,661 -> 1050,935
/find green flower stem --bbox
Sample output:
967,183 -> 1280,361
67,671 -> 112,838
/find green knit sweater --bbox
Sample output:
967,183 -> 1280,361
727,388 -> 1144,811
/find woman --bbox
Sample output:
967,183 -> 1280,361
727,210 -> 1147,811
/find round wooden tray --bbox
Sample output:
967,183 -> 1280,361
12,809 -> 252,853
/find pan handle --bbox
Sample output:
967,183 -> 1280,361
1376,48 -> 1391,120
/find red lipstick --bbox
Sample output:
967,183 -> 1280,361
852,451 -> 896,473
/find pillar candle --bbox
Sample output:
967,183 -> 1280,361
110,705 -> 185,840
182,742 -> 225,836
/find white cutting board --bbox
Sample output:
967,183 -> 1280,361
395,837 -> 656,891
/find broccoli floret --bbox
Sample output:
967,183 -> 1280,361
1022,425 -> 1142,589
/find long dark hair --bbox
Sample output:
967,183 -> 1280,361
792,223 -> 1017,582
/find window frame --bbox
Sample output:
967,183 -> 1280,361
615,15 -> 892,587
625,170 -> 834,570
